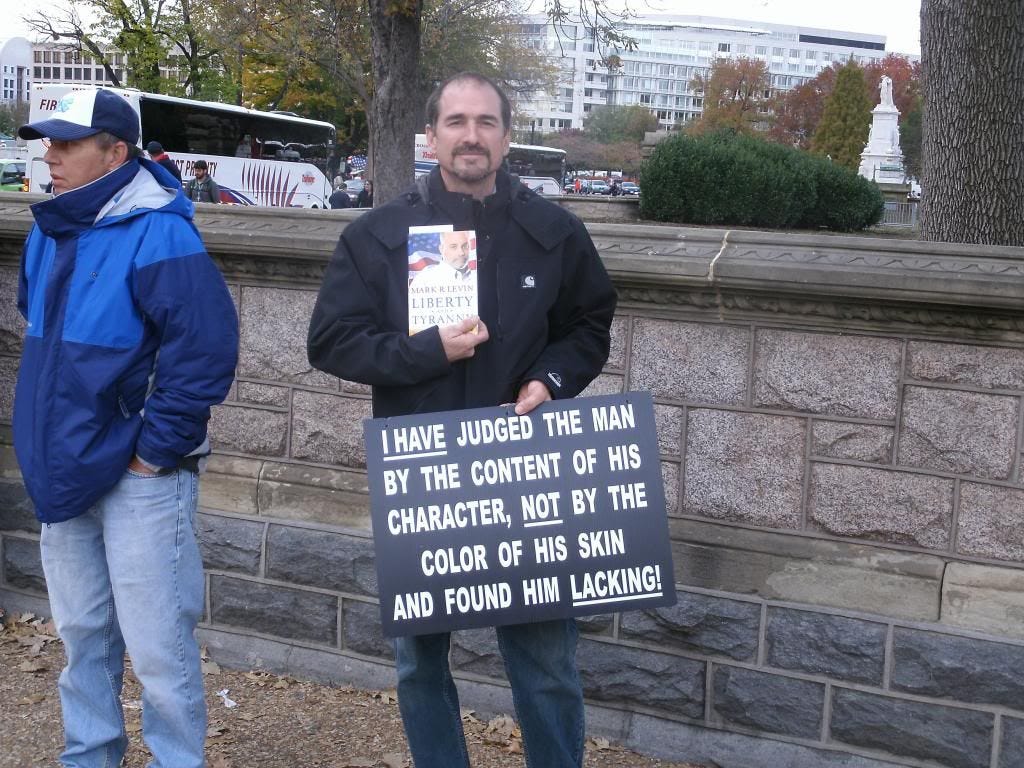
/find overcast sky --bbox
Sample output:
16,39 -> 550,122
1,0 -> 922,54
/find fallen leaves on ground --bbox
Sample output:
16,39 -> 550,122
1,609 -> 705,768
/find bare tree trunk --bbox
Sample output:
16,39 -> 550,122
920,0 -> 1024,245
368,0 -> 422,207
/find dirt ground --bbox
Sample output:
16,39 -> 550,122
1,609 -> 703,768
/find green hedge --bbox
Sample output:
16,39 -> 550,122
639,131 -> 884,231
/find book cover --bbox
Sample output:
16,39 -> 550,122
407,225 -> 478,335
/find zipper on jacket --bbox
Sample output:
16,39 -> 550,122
117,395 -> 131,420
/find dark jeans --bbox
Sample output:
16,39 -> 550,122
394,619 -> 584,767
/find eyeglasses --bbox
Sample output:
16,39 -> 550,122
41,137 -> 51,148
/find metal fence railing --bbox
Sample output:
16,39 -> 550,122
881,201 -> 919,228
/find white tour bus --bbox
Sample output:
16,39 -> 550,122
25,84 -> 337,207
414,134 -> 565,196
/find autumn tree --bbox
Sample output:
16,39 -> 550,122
584,104 -> 658,143
810,60 -> 872,171
543,129 -> 642,174
767,66 -> 837,149
920,0 -> 1023,245
0,103 -> 30,136
688,56 -> 771,135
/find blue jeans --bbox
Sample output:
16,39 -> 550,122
40,468 -> 206,768
395,619 -> 584,768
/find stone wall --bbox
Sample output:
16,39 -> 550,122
2,192 -> 1024,768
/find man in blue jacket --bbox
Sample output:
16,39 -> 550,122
15,88 -> 238,768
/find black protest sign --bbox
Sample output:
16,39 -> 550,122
363,392 -> 676,637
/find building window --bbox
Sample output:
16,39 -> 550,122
83,68 -> 91,80
96,68 -> 104,80
755,46 -> 767,55
33,66 -> 41,78
43,50 -> 51,63
718,43 -> 730,52
43,67 -> 51,78
639,93 -> 652,104
772,47 -> 783,57
64,67 -> 72,79
34,51 -> 42,63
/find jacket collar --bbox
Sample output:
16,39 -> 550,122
31,157 -> 190,239
30,158 -> 140,239
366,167 -> 574,252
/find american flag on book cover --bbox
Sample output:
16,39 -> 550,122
407,228 -> 477,283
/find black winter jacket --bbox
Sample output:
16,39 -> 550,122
307,169 -> 616,418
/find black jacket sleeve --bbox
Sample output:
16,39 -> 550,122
307,226 -> 452,387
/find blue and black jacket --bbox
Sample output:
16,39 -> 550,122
14,157 -> 238,523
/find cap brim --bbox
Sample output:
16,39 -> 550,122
18,119 -> 101,142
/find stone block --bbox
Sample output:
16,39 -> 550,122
830,688 -> 993,768
257,462 -> 370,529
581,373 -> 623,398
811,421 -> 893,464
892,627 -> 1024,710
898,386 -> 1018,480
0,267 -> 24,355
341,379 -> 372,396
765,608 -> 886,685
671,519 -> 945,622
290,391 -> 371,468
620,591 -> 760,661
0,479 -> 38,533
199,456 -> 262,515
662,461 -> 680,518
576,614 -> 614,636
908,341 -> 1024,392
238,286 -> 336,387
196,512 -> 263,574
630,319 -> 749,405
754,329 -> 901,420
236,382 -> 290,409
607,315 -> 628,370
684,409 -> 805,529
942,563 -> 1024,640
712,665 -> 824,739
1002,717 -> 1024,768
209,404 -> 288,457
576,638 -> 705,717
2,535 -> 44,592
266,525 -> 377,596
957,483 -> 1024,562
209,574 -> 337,646
451,627 -> 504,679
654,404 -> 682,457
342,599 -> 393,660
808,463 -> 953,548
0,356 -> 17,422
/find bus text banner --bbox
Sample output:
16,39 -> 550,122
364,392 -> 676,637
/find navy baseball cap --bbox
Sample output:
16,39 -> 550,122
18,89 -> 140,145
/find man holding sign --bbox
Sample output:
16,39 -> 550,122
308,72 -> 616,768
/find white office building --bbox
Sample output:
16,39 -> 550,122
515,15 -> 888,132
0,37 -> 32,104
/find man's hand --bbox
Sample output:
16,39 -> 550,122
514,379 -> 552,415
439,317 -> 489,362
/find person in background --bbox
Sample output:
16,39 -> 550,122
145,140 -> 181,185
15,87 -> 238,768
356,179 -> 373,208
329,181 -> 352,209
185,159 -> 221,204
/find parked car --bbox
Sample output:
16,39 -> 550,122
620,182 -> 640,196
0,159 -> 26,192
589,180 -> 610,195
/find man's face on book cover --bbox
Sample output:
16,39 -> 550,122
439,230 -> 472,269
